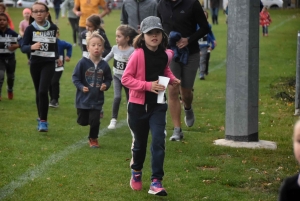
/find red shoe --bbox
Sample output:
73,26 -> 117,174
130,170 -> 142,191
89,138 -> 99,148
8,91 -> 13,100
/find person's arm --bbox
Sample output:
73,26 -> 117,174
188,1 -> 209,45
73,0 -> 81,17
19,22 -> 24,37
103,47 -> 114,62
72,61 -> 85,90
20,26 -> 32,53
99,0 -> 111,18
120,2 -> 128,24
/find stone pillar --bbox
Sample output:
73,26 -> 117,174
294,31 -> 300,115
225,0 -> 259,142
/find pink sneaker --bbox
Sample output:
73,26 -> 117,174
148,179 -> 167,196
130,170 -> 142,191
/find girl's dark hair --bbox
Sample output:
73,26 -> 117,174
29,2 -> 53,24
133,30 -> 168,50
0,13 -> 9,21
87,14 -> 102,31
0,3 -> 6,11
116,25 -> 138,46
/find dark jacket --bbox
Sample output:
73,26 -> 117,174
72,57 -> 112,110
168,31 -> 189,65
278,174 -> 300,201
21,24 -> 59,64
0,28 -> 19,59
157,0 -> 209,55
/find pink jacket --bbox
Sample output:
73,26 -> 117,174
121,48 -> 176,105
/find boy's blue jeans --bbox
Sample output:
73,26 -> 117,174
262,25 -> 269,35
128,102 -> 167,181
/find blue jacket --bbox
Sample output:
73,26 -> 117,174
57,38 -> 72,64
0,28 -> 20,59
72,57 -> 112,110
168,31 -> 189,65
198,24 -> 216,49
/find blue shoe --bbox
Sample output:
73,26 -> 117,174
148,179 -> 167,196
38,121 -> 48,132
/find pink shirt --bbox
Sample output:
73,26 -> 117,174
19,20 -> 29,35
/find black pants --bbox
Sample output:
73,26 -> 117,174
205,52 -> 210,75
30,61 -> 55,121
77,108 -> 101,139
49,71 -> 62,101
0,58 -> 16,96
68,17 -> 79,44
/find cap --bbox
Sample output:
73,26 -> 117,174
140,16 -> 164,34
23,8 -> 31,15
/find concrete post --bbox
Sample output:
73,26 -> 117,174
294,31 -> 300,115
225,0 -> 259,142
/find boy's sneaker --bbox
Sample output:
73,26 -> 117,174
8,91 -> 13,100
184,106 -> 195,127
169,127 -> 183,141
148,179 -> 167,196
89,138 -> 99,148
38,121 -> 48,132
130,170 -> 142,191
107,118 -> 117,129
49,99 -> 59,108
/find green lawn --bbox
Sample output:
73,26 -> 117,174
0,8 -> 300,201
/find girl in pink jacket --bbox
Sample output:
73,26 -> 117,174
121,16 -> 180,196
260,6 -> 272,36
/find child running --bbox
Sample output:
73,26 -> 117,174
121,16 -> 180,196
198,10 -> 217,80
49,28 -> 72,108
0,13 -> 20,101
81,14 -> 111,58
72,31 -> 112,148
21,2 -> 60,132
104,25 -> 138,129
19,8 -> 31,64
278,120 -> 300,200
0,3 -> 14,30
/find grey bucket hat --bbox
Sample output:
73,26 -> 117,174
140,16 -> 164,33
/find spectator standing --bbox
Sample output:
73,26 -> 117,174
157,0 -> 209,141
260,6 -> 272,37
210,0 -> 220,25
61,0 -> 79,46
53,0 -> 63,24
73,0 -> 111,48
120,0 -> 157,32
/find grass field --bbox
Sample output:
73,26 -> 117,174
0,7 -> 300,201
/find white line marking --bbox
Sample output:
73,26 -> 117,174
0,120 -> 127,200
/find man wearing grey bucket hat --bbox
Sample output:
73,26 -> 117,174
157,0 -> 209,141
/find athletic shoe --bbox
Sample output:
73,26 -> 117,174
169,127 -> 183,141
148,179 -> 167,196
73,43 -> 77,47
38,121 -> 48,132
107,118 -> 117,129
49,99 -> 59,108
7,91 -> 13,100
130,170 -> 142,191
89,138 -> 99,148
184,106 -> 195,127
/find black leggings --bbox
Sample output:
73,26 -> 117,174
30,61 -> 55,121
49,71 -> 62,101
68,17 -> 79,44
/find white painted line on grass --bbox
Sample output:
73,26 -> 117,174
269,16 -> 295,31
0,120 -> 128,200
